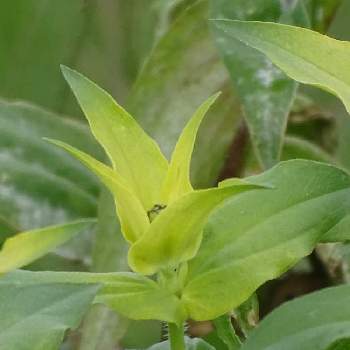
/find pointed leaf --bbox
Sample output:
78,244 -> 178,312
61,66 -> 168,210
46,139 -> 149,243
182,160 -> 350,320
161,93 -> 220,204
1,270 -> 186,325
128,183 -> 262,275
212,20 -> 350,114
0,219 -> 96,274
241,285 -> 350,350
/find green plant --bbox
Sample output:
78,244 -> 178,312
2,56 -> 350,348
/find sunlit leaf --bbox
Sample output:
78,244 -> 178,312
0,219 -> 96,274
241,285 -> 350,350
46,139 -> 149,243
161,93 -> 220,204
128,183 -> 261,275
182,160 -> 350,320
212,20 -> 350,114
61,66 -> 168,211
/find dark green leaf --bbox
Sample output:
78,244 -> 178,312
241,285 -> 350,350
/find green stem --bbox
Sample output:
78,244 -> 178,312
168,322 -> 185,350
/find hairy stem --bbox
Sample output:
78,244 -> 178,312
168,322 -> 185,350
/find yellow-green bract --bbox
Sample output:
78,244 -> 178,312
49,66 -> 260,275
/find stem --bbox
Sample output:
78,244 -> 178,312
168,322 -> 185,350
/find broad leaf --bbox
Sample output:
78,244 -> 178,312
1,270 -> 185,325
182,160 -> 350,320
128,183 -> 261,275
46,139 -> 149,243
61,66 -> 168,211
211,0 -> 309,169
161,93 -> 220,204
0,219 -> 95,274
241,284 -> 350,350
212,20 -> 350,115
0,277 -> 99,350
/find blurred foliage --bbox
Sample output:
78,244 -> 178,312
1,0 -> 350,349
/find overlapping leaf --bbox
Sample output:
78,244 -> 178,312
128,183 -> 261,275
46,140 -> 149,243
61,66 -> 168,211
212,20 -> 350,115
182,160 -> 350,320
211,0 -> 309,169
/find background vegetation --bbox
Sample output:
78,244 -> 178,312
1,0 -> 350,349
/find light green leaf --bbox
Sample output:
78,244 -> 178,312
61,66 -> 168,211
1,270 -> 185,325
182,160 -> 350,320
0,274 -> 99,350
45,139 -> 149,243
240,284 -> 350,350
212,20 -> 350,114
161,93 -> 220,204
128,183 -> 261,275
0,219 -> 96,274
210,0 -> 309,169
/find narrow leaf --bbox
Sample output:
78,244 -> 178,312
212,20 -> 350,114
241,285 -> 350,350
161,93 -> 220,204
128,183 -> 262,275
46,139 -> 149,243
0,219 -> 96,274
61,65 -> 168,211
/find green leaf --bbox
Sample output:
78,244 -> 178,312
210,0 -> 309,169
212,20 -> 350,115
0,219 -> 95,274
128,183 -> 261,275
128,0 -> 241,188
161,93 -> 220,204
45,139 -> 149,243
240,284 -> 350,350
61,66 -> 168,211
213,314 -> 241,350
0,276 -> 99,350
182,160 -> 350,320
326,338 -> 350,350
1,270 -> 185,325
144,337 -> 215,350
